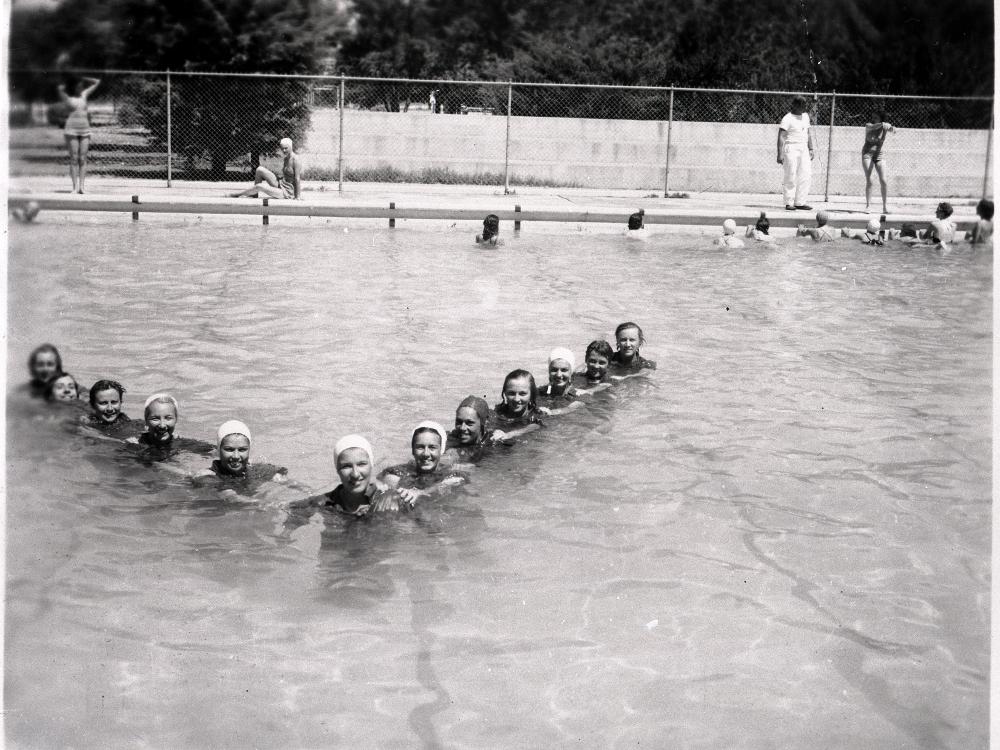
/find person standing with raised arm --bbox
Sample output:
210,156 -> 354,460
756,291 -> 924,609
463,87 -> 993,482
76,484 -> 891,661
57,75 -> 101,194
777,96 -> 815,211
862,110 -> 895,214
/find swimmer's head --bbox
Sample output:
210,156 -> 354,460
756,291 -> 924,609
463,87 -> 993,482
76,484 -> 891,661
334,434 -> 374,497
628,209 -> 645,230
755,212 -> 770,234
501,369 -> 538,416
899,223 -> 917,238
585,340 -> 613,381
482,214 -> 500,240
722,219 -> 737,236
454,395 -> 490,446
614,323 -> 644,361
46,373 -> 79,402
976,199 -> 994,220
89,379 -> 125,423
548,347 -> 576,390
279,137 -> 293,153
217,420 -> 252,473
816,210 -> 830,227
144,393 -> 179,441
936,202 -> 954,219
29,343 -> 62,384
411,421 -> 447,473
865,219 -> 881,234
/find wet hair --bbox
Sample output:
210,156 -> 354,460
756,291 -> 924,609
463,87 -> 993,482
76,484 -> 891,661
755,212 -> 770,234
45,373 -> 79,401
936,202 -> 954,218
501,369 -> 538,408
628,209 -> 645,230
89,379 -> 126,408
585,339 -> 614,362
614,322 -> 645,346
455,395 -> 490,439
482,214 -> 500,240
411,426 -> 442,448
976,199 -> 994,220
28,343 -> 63,381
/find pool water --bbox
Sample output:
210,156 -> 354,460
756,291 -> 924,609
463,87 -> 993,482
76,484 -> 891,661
6,218 -> 991,748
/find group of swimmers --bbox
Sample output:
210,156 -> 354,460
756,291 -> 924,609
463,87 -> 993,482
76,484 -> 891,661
706,199 -> 993,250
21,323 -> 656,515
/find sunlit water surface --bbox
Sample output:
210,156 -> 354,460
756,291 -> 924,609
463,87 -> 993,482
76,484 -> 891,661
6,218 -> 991,749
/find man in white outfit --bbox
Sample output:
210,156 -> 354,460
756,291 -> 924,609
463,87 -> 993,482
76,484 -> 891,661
777,96 -> 815,210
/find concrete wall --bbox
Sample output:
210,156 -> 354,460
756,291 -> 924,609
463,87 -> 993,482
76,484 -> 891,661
304,108 -> 992,197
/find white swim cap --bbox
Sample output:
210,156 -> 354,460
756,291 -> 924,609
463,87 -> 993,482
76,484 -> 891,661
279,137 -> 293,150
217,420 -> 251,446
412,420 -> 448,453
334,434 -> 374,466
866,219 -> 881,233
144,392 -> 178,413
548,347 -> 576,372
723,219 -> 737,235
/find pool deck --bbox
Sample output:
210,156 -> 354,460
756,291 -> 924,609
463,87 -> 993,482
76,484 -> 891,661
6,175 -> 982,231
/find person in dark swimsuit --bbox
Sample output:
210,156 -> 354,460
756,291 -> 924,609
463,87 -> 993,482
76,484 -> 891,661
232,137 -> 302,199
609,322 -> 657,375
861,110 -> 895,214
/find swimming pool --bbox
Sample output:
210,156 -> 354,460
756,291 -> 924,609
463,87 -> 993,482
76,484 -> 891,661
6,218 -> 991,748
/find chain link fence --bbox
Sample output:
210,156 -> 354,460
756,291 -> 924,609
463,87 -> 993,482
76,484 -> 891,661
9,69 -> 994,198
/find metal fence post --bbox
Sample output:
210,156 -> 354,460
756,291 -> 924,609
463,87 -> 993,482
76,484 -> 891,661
338,73 -> 345,193
504,81 -> 513,195
983,105 -> 994,198
663,85 -> 674,197
166,71 -> 172,188
824,91 -> 835,202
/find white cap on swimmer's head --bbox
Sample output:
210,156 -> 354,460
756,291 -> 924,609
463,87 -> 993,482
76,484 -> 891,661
217,420 -> 251,446
866,218 -> 881,234
548,347 -> 576,372
144,392 -> 178,414
723,219 -> 737,235
279,137 -> 293,150
411,420 -> 448,453
816,210 -> 831,225
334,434 -> 374,466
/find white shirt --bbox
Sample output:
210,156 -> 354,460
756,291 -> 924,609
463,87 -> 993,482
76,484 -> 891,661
780,112 -> 810,146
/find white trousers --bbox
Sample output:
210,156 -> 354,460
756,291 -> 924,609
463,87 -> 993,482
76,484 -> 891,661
782,144 -> 812,206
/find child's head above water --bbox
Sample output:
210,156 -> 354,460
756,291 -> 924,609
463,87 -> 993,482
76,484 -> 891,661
411,421 -> 447,474
29,343 -> 63,385
500,369 -> 538,416
936,202 -> 954,219
216,420 -> 252,476
89,379 -> 126,423
547,347 -> 575,390
613,323 -> 644,361
144,393 -> 179,442
334,434 -> 375,497
585,339 -> 614,380
755,212 -> 770,234
453,395 -> 490,446
815,210 -> 830,227
866,218 -> 881,234
722,219 -> 737,236
46,373 -> 79,402
976,199 -> 994,220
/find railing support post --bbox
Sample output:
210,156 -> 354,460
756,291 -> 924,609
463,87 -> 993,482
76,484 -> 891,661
504,81 -> 513,195
166,71 -> 172,188
824,92 -> 835,202
983,105 -> 994,199
338,73 -> 346,194
663,85 -> 674,197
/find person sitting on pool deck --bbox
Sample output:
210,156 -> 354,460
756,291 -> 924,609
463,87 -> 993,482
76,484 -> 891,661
796,210 -> 836,242
968,199 -> 993,245
714,219 -> 745,248
232,138 -> 302,199
841,218 -> 884,246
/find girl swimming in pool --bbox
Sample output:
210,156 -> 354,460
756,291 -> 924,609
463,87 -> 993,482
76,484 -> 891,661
493,369 -> 544,441
609,322 -> 657,375
193,420 -> 289,497
26,344 -> 63,398
126,393 -> 215,461
45,373 -> 80,403
447,395 -> 493,463
82,379 -> 139,437
573,340 -> 614,391
379,421 -> 468,506
537,347 -> 584,415
288,435 -> 398,517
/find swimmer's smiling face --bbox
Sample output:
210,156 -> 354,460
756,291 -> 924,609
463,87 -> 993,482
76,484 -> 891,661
411,430 -> 442,473
585,352 -> 610,381
32,351 -> 60,383
92,387 -> 122,422
503,376 -> 532,415
219,434 -> 250,475
337,447 -> 372,496
454,406 -> 483,446
145,401 -> 177,442
50,375 -> 77,402
615,327 -> 642,361
548,359 -> 573,390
